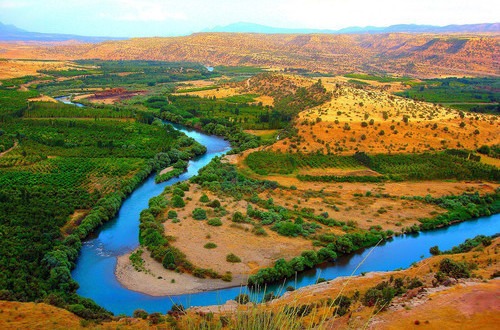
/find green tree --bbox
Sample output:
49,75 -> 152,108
162,249 -> 176,270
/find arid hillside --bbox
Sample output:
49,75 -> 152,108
266,76 -> 500,155
1,32 -> 499,77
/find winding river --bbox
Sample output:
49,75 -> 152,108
68,99 -> 499,315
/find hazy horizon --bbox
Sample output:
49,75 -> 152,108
0,0 -> 498,38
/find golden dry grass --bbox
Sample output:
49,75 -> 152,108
266,237 -> 500,329
0,300 -> 83,329
0,59 -> 88,80
0,301 -> 151,329
269,78 -> 499,155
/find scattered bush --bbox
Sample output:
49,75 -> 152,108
192,208 -> 207,220
204,242 -> 217,249
171,195 -> 185,208
438,258 -> 471,279
226,253 -> 242,263
207,218 -> 223,226
235,294 -> 249,304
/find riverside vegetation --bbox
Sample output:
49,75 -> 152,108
0,59 -> 498,328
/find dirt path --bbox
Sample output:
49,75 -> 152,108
0,141 -> 18,157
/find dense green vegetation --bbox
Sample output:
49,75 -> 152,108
345,73 -> 414,83
248,231 -> 386,286
0,75 -> 43,88
430,234 -> 492,255
396,77 -> 499,113
245,150 -> 499,181
155,94 -> 270,129
24,101 -> 136,119
246,151 -> 363,175
411,191 -> 500,232
0,75 -> 205,320
362,152 -> 499,181
38,68 -> 100,77
214,66 -> 264,76
154,77 -> 330,152
36,61 -> 218,94
0,89 -> 39,119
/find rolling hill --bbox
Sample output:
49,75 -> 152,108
1,32 -> 498,78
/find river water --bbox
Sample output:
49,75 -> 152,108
69,106 -> 499,315
54,96 -> 85,107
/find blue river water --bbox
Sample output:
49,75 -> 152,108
71,121 -> 499,316
54,96 -> 85,107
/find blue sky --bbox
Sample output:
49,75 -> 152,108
0,0 -> 498,37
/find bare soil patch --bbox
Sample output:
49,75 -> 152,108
115,250 -> 247,296
163,186 -> 314,275
76,88 -> 147,105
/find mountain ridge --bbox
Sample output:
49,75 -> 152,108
204,22 -> 500,34
1,21 -> 498,43
0,22 -> 126,43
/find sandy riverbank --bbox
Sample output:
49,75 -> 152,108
115,250 -> 249,296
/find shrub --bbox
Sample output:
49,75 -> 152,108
172,188 -> 185,197
232,211 -> 245,223
235,294 -> 250,304
429,245 -> 441,255
167,210 -> 178,219
362,285 -> 395,310
171,195 -> 185,208
148,312 -> 163,325
207,218 -> 222,226
263,292 -> 277,302
477,145 -> 490,155
253,227 -> 267,236
438,258 -> 471,278
162,249 -> 176,270
177,182 -> 190,191
133,309 -> 148,319
204,242 -> 217,249
272,221 -> 303,237
192,208 -> 207,220
207,199 -> 221,208
169,304 -> 185,314
199,194 -> 210,202
333,295 -> 352,316
221,272 -> 233,282
226,253 -> 241,263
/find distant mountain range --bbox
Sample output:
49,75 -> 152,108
0,22 -> 125,42
204,22 -> 500,34
1,21 -> 498,43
